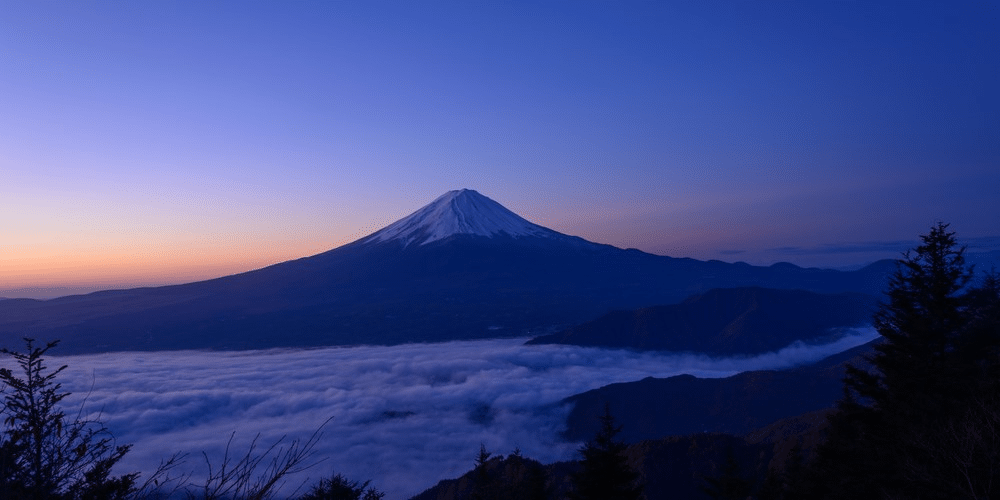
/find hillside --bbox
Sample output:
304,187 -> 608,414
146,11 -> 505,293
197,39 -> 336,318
527,287 -> 879,354
562,339 -> 877,442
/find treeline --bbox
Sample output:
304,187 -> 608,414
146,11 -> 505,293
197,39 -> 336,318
725,222 -> 1000,500
802,223 -> 1000,499
3,223 -> 998,499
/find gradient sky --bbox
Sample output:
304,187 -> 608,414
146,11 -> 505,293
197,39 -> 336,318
3,1 -> 998,298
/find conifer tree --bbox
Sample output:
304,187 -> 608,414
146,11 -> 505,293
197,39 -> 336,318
700,446 -> 754,500
569,404 -> 642,500
519,457 -> 550,500
0,339 -> 137,499
809,223 -> 1000,499
862,222 -> 975,415
298,472 -> 384,500
469,444 -> 497,500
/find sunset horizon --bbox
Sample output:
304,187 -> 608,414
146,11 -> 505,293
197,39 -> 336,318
5,186 -> 1000,299
5,2 -> 997,300
2,2 -> 998,496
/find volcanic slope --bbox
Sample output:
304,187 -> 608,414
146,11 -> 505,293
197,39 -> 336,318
0,189 -> 890,353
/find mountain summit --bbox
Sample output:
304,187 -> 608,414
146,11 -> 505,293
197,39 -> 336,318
0,189 -> 891,353
363,189 -> 557,247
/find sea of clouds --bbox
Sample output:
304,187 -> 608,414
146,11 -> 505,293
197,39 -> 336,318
25,329 -> 877,499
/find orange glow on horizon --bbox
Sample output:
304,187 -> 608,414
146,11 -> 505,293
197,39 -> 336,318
1,238 -> 348,292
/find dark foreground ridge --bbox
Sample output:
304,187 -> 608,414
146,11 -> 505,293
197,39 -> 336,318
562,339 -> 877,442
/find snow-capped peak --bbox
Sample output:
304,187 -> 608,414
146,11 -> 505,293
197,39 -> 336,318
364,189 -> 555,247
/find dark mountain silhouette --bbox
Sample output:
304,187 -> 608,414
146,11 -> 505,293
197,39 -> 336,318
410,453 -> 557,500
561,339 -> 877,443
0,190 -> 891,353
528,287 -> 878,354
411,343 -> 877,499
411,433 -> 778,500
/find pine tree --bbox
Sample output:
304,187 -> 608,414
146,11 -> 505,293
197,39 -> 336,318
469,444 -> 497,500
759,440 -> 807,500
298,473 -> 384,500
496,448 -> 549,500
809,223 -> 1000,499
863,222 -> 975,416
701,446 -> 753,500
569,404 -> 642,500
519,457 -> 550,500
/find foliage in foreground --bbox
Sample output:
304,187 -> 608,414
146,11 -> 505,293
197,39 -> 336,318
0,339 -> 138,499
802,223 -> 1000,499
0,339 -> 383,500
299,472 -> 385,500
568,404 -> 642,500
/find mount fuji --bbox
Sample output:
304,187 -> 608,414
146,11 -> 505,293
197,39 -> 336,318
363,189 -> 567,246
0,190 -> 891,353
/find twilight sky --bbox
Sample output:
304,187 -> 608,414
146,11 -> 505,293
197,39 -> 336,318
3,1 -> 998,298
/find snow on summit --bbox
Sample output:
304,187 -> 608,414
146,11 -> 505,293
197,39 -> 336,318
365,189 -> 556,247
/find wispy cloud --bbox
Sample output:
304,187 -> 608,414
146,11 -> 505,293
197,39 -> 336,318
28,330 -> 877,498
770,236 -> 1000,258
769,240 -> 916,256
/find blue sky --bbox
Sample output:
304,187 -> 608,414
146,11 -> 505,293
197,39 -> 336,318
2,1 -> 997,297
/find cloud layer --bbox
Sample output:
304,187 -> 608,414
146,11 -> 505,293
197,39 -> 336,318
18,330 -> 878,499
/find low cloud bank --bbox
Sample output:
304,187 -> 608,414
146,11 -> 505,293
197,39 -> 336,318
23,327 -> 878,499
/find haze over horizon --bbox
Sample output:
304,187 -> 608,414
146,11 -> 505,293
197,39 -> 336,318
4,1 -> 998,298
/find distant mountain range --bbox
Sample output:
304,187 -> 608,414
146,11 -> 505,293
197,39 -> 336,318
562,339 -> 877,443
413,341 -> 878,500
0,189 -> 893,353
528,287 -> 878,354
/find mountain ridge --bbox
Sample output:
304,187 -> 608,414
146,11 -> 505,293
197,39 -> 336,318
561,339 -> 879,443
527,287 -> 879,354
0,190 -> 893,353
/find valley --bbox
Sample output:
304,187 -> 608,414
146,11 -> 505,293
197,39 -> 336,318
38,335 -> 875,499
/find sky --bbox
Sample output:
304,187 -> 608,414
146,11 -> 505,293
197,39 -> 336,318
3,1 -> 998,298
38,332 -> 877,498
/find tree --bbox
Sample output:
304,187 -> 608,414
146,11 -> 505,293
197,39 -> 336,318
500,448 -> 549,500
457,446 -> 550,500
0,339 -> 137,500
298,472 -> 384,500
701,446 -> 754,500
0,339 -> 363,500
863,222 -> 976,415
569,404 -> 642,500
809,223 -> 1000,499
469,443 -> 497,500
